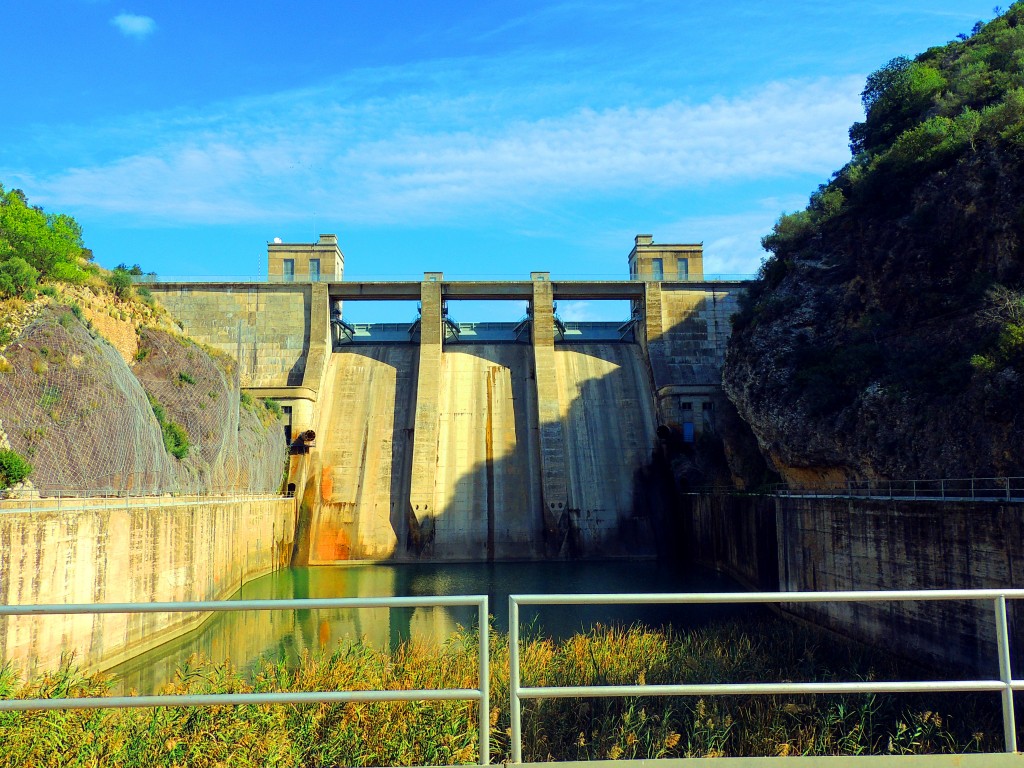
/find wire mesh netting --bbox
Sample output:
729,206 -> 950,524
0,307 -> 285,497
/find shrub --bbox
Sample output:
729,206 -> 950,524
262,397 -> 283,419
48,260 -> 89,285
147,392 -> 190,459
162,422 -> 190,459
136,285 -> 155,308
177,371 -> 196,385
39,285 -> 58,298
0,257 -> 39,298
107,268 -> 133,298
0,449 -> 32,488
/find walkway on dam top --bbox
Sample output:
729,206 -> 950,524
136,277 -> 752,300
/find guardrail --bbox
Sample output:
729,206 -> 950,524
508,589 -> 1024,763
0,491 -> 289,514
0,595 -> 490,764
6,589 -> 1024,764
772,477 -> 1024,502
131,273 -> 758,284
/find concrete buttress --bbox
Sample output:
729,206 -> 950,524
530,273 -> 570,547
409,274 -> 444,550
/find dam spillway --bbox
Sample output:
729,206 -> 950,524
298,340 -> 660,563
147,240 -> 745,563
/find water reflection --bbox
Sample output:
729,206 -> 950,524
108,561 -> 755,695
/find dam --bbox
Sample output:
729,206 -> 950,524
150,234 -> 743,563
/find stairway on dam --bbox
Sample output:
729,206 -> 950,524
296,342 -> 660,563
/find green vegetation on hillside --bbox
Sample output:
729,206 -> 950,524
146,392 -> 191,460
0,449 -> 31,489
0,185 -> 92,299
757,4 -> 1024,271
724,4 -> 1024,479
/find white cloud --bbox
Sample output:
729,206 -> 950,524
111,13 -> 156,40
16,74 -> 862,227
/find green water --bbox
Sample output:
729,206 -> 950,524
109,561 -> 754,695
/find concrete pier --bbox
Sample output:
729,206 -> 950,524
409,274 -> 444,550
531,273 -> 570,547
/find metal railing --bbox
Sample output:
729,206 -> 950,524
130,273 -> 757,284
508,589 -> 1024,763
772,476 -> 1024,502
7,589 -> 1024,765
0,595 -> 490,764
0,491 -> 289,514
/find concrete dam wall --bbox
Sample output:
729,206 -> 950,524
295,342 -> 660,563
151,272 -> 747,564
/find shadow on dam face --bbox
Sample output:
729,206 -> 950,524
294,340 -> 680,564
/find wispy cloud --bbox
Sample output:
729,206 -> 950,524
111,13 -> 156,40
10,71 -> 861,229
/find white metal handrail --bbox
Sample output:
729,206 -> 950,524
508,589 -> 1024,763
772,477 -> 1024,502
0,595 -> 491,765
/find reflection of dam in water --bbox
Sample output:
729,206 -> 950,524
108,561 -> 750,696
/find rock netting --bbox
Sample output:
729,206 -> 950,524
0,307 -> 286,495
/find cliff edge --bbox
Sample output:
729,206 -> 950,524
725,6 -> 1024,483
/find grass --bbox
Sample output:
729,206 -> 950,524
0,621 -> 1002,766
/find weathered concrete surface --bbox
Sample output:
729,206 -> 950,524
151,284 -> 312,388
432,346 -> 542,560
684,493 -> 1024,673
532,276 -> 569,543
298,340 -> 661,561
555,345 -> 659,557
299,346 -> 418,564
0,496 -> 294,674
409,276 -> 444,547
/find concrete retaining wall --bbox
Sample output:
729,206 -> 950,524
685,493 -> 1024,672
0,496 -> 295,674
151,284 -> 311,387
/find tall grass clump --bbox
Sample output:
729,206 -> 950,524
0,620 -> 1002,766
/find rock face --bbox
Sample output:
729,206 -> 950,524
724,8 -> 1024,483
725,144 -> 1024,483
0,306 -> 286,495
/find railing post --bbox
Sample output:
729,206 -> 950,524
995,595 -> 1018,753
1009,477 -> 1013,503
478,597 -> 490,766
913,479 -> 917,499
509,596 -> 522,764
941,479 -> 946,500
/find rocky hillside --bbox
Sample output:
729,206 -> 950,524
725,6 -> 1024,484
0,291 -> 286,496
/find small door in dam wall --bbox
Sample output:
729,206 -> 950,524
554,344 -> 659,557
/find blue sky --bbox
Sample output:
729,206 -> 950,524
0,1 -> 1000,320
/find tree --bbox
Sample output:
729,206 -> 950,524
0,183 -> 86,276
108,267 -> 133,298
0,256 -> 39,297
